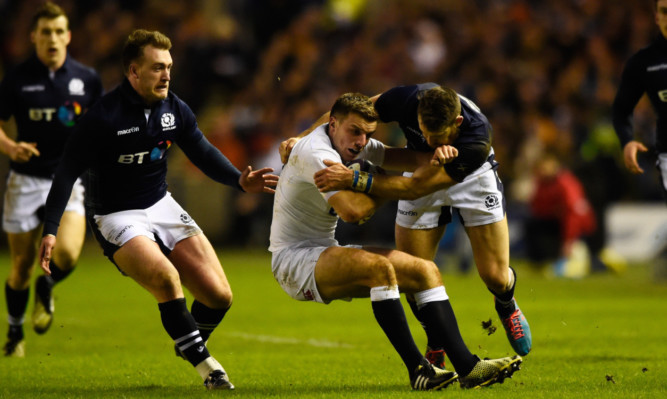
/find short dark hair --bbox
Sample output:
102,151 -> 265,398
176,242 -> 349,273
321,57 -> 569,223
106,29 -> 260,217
330,93 -> 378,123
30,2 -> 68,31
417,86 -> 461,134
121,29 -> 172,74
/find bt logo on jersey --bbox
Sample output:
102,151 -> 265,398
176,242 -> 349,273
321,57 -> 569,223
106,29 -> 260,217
118,141 -> 173,164
658,90 -> 667,102
117,151 -> 150,164
29,108 -> 57,121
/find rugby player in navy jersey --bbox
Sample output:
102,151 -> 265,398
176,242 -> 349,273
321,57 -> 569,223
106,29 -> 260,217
613,0 -> 667,203
282,84 -> 532,362
38,29 -> 277,390
0,2 -> 103,357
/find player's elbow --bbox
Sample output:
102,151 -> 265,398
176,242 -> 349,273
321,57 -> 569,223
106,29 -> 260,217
337,206 -> 375,224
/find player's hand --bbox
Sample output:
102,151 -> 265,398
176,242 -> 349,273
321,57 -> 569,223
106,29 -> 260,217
314,159 -> 354,192
239,166 -> 279,194
38,234 -> 56,274
9,141 -> 40,163
623,141 -> 648,174
431,145 -> 458,166
279,137 -> 300,164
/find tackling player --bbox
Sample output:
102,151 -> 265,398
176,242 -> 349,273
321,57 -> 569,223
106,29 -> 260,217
283,84 -> 532,362
270,92 -> 522,390
0,2 -> 103,357
38,29 -> 277,389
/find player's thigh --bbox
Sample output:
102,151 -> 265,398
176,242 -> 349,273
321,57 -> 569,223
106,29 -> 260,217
465,217 -> 510,286
315,246 -> 396,301
364,246 -> 442,293
51,211 -> 86,269
168,234 -> 232,308
113,235 -> 183,302
395,223 -> 446,260
6,229 -> 41,288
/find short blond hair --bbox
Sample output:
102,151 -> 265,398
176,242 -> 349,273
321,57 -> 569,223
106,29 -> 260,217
122,29 -> 172,74
330,93 -> 378,123
31,2 -> 68,31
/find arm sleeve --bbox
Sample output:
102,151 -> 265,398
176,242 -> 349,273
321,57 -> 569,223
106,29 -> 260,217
612,56 -> 645,148
178,133 -> 243,189
444,141 -> 490,182
42,157 -> 86,236
0,73 -> 15,121
43,132 -> 94,238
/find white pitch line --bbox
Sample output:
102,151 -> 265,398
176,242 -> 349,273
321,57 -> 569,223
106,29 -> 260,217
226,331 -> 354,348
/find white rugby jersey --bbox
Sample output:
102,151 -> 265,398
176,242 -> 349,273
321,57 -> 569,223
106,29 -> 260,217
269,123 -> 384,251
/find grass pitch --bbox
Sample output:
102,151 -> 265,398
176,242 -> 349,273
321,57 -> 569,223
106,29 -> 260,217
0,244 -> 666,398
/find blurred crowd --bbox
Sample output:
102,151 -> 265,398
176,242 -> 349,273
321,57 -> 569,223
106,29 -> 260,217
0,0 -> 663,248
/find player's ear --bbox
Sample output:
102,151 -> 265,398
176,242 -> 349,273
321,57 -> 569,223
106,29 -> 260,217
129,64 -> 138,79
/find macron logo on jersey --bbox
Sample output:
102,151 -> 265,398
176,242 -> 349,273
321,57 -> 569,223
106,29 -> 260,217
21,85 -> 45,92
117,126 -> 140,136
647,63 -> 667,72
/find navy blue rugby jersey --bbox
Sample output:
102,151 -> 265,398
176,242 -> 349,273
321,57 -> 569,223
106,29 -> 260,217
613,35 -> 667,153
374,83 -> 494,182
0,54 -> 103,177
44,79 -> 242,234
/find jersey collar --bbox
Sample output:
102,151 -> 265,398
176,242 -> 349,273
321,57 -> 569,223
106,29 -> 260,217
28,52 -> 71,76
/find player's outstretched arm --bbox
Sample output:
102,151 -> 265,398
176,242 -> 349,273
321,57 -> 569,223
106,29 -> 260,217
239,166 -> 279,194
315,159 -> 456,200
623,140 -> 648,174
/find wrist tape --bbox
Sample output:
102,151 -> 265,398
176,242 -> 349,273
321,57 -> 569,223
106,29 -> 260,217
351,170 -> 373,193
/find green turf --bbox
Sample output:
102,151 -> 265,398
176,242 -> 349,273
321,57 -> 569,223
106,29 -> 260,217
0,245 -> 666,398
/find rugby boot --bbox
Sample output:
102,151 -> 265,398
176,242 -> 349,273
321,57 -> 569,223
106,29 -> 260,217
410,358 -> 458,390
497,298 -> 532,356
459,355 -> 522,389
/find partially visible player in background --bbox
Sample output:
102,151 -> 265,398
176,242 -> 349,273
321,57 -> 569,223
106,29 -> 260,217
0,2 -> 103,357
612,0 -> 667,204
270,93 -> 522,390
39,29 -> 277,390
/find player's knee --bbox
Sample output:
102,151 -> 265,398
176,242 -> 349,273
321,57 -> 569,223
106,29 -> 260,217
480,266 -> 509,293
150,268 -> 182,294
11,252 -> 36,272
7,266 -> 33,289
366,257 -> 397,287
207,288 -> 233,309
414,258 -> 442,285
52,250 -> 78,270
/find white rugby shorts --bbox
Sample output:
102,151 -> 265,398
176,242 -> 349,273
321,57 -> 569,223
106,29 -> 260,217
2,171 -> 85,233
271,244 -> 360,304
396,160 -> 505,229
92,192 -> 202,252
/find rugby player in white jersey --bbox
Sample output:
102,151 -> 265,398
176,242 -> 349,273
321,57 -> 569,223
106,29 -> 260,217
269,92 -> 521,390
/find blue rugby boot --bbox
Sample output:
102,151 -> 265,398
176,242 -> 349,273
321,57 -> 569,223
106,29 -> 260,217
497,298 -> 531,356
